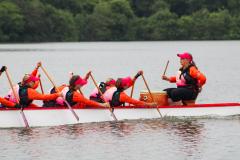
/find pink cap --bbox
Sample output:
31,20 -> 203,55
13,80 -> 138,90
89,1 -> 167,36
74,77 -> 87,86
177,52 -> 193,61
121,77 -> 133,88
25,75 -> 40,83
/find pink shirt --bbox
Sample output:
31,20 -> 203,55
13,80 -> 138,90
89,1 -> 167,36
90,88 -> 99,98
5,84 -> 19,103
176,71 -> 187,87
103,87 -> 117,102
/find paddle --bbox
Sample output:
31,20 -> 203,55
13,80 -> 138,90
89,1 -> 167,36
89,73 -> 118,121
78,88 -> 84,96
162,60 -> 170,76
141,74 -> 162,117
130,83 -> 135,98
38,74 -> 44,94
130,71 -> 143,101
129,83 -> 135,106
129,71 -> 143,105
129,71 -> 142,105
40,65 -> 79,121
5,68 -> 30,128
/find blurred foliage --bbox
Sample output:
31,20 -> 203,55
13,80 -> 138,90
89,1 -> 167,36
0,0 -> 240,42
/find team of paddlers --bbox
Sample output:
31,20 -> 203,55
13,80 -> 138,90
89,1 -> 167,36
0,52 -> 206,109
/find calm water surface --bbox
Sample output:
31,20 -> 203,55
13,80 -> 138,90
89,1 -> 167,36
0,41 -> 240,160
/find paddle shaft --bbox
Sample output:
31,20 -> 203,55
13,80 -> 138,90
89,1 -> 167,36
89,73 -> 118,121
129,81 -> 135,106
78,88 -> 84,96
40,66 -> 79,121
38,74 -> 44,94
130,83 -> 135,98
5,70 -> 30,128
141,74 -> 162,117
163,60 -> 169,76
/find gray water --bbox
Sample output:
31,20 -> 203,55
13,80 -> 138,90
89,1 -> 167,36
0,41 -> 240,160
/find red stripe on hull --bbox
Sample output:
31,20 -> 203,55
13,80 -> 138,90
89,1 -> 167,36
159,103 -> 240,108
1,102 -> 240,111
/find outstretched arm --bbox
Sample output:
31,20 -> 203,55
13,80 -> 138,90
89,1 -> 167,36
162,75 -> 176,83
0,97 -> 15,107
119,92 -> 145,106
28,89 -> 59,100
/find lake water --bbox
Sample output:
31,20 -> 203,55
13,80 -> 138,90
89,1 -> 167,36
0,41 -> 240,160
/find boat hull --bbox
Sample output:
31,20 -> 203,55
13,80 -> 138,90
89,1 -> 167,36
1,103 -> 240,128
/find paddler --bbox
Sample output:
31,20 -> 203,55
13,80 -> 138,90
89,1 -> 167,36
62,74 -> 110,108
5,62 -> 61,108
42,71 -> 92,107
89,78 -> 116,103
17,74 -> 61,107
162,52 -> 206,105
0,66 -> 21,108
4,62 -> 42,103
109,71 -> 157,107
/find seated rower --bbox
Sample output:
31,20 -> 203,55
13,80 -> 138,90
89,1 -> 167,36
42,84 -> 68,107
5,62 -> 41,103
61,74 -> 109,108
162,52 -> 206,105
109,71 -> 157,107
0,66 -> 21,108
43,71 -> 91,107
89,78 -> 116,103
18,73 -> 61,107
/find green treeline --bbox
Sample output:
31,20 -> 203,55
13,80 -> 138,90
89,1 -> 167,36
1,0 -> 240,42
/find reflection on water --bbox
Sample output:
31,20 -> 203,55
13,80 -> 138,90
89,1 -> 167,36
168,120 -> 204,157
108,121 -> 137,137
4,119 -> 205,143
170,120 -> 203,141
1,118 -> 240,160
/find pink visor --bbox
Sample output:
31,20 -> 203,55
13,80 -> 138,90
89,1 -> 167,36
25,75 -> 40,83
74,77 -> 87,86
121,77 -> 133,88
106,79 -> 116,86
177,52 -> 193,61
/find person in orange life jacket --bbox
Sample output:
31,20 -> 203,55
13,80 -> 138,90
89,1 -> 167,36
4,62 -> 41,104
64,74 -> 110,108
0,66 -> 21,108
89,78 -> 117,103
42,71 -> 92,107
17,73 -> 61,108
42,84 -> 68,107
110,71 -> 157,107
162,52 -> 206,104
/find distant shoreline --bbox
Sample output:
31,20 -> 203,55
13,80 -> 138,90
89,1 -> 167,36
0,1 -> 240,43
